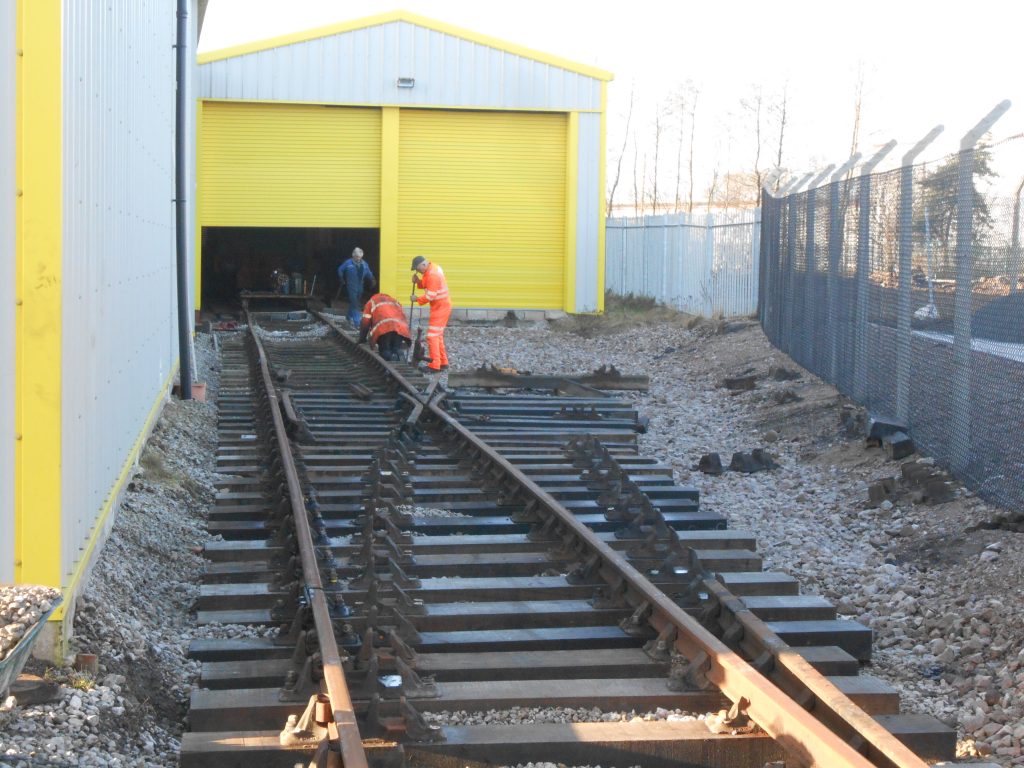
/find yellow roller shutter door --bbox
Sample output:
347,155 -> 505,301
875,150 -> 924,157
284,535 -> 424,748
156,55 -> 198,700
398,110 -> 566,309
199,102 -> 381,227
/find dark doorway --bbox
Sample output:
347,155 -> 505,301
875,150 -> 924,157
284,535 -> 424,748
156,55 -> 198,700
201,226 -> 380,311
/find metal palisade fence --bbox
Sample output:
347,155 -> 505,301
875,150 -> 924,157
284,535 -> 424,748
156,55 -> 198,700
606,210 -> 760,317
760,101 -> 1024,510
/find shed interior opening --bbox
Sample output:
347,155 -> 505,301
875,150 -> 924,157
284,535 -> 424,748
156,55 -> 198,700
201,226 -> 380,313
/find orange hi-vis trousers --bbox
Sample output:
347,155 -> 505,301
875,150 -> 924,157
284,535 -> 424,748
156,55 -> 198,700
415,262 -> 451,370
425,299 -> 451,370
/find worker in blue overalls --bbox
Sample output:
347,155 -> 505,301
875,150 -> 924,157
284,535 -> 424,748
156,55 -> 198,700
337,247 -> 376,327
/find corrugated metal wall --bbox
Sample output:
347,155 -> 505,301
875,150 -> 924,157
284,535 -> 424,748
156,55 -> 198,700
0,0 -> 15,582
575,113 -> 601,312
200,20 -> 601,112
606,211 -> 761,318
61,0 -> 179,579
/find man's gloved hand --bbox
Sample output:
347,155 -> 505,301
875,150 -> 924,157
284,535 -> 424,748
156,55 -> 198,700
411,273 -> 419,284
410,293 -> 417,303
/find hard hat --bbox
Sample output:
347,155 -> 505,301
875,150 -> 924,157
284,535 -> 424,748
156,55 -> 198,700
352,247 -> 364,258
411,255 -> 427,270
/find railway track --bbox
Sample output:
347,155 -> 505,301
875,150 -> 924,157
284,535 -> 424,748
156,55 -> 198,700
179,310 -> 963,768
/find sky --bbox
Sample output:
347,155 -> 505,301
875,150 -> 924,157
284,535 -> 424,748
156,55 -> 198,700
199,0 -> 1024,205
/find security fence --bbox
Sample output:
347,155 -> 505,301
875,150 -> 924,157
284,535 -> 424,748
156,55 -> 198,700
606,210 -> 760,317
760,101 -> 1024,510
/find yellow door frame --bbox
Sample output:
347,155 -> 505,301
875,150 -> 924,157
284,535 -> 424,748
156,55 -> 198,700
379,107 -> 399,299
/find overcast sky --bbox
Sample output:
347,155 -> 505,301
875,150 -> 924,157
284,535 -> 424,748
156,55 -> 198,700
200,0 -> 1024,203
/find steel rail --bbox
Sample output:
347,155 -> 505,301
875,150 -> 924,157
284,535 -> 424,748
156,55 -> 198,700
700,578 -> 927,768
419,393 -> 889,768
315,311 -> 926,768
246,313 -> 368,768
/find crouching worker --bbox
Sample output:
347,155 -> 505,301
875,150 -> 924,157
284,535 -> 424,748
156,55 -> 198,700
358,293 -> 411,362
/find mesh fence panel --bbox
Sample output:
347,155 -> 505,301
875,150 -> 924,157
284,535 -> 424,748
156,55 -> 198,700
760,139 -> 1024,509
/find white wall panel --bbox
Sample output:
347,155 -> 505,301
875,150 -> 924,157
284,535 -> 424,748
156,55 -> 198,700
0,0 -> 16,582
199,20 -> 602,111
605,210 -> 760,318
575,113 -> 601,312
61,0 -> 180,580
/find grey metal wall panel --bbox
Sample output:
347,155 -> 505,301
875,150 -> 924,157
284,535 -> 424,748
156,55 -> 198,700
0,0 -> 15,582
61,0 -> 180,579
575,114 -> 601,312
199,19 -> 602,111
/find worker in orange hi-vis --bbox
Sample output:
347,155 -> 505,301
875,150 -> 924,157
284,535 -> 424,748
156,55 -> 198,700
410,255 -> 451,371
357,293 -> 411,362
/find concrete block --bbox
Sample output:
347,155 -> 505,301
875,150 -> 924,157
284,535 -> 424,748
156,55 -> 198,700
696,453 -> 724,475
721,374 -> 757,391
882,431 -> 915,460
868,477 -> 898,505
922,478 -> 955,506
867,415 -> 910,442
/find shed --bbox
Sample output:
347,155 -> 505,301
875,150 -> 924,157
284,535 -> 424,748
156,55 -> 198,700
197,10 -> 612,314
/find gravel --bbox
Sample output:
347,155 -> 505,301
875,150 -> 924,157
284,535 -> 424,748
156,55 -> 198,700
0,334 -> 220,768
4,314 -> 1020,765
0,587 -> 60,662
255,322 -> 330,340
422,706 -> 707,726
394,505 -> 471,518
445,316 -> 1024,766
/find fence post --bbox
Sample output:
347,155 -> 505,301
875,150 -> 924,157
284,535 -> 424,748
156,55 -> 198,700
852,141 -> 897,403
663,214 -> 670,307
703,213 -> 715,316
758,172 -> 779,325
951,101 -> 1011,475
826,155 -> 861,383
803,166 -> 836,368
896,125 -> 944,422
760,171 -> 783,334
785,173 -> 814,356
751,207 -> 761,319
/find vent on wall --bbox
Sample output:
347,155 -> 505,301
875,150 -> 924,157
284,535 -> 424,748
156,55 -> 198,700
396,77 -> 415,88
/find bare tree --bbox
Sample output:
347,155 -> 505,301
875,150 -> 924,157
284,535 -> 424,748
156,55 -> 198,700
607,86 -> 634,214
670,87 -> 690,212
640,150 -> 649,215
740,85 -> 765,205
687,87 -> 700,214
771,82 -> 789,185
705,167 -> 719,212
632,132 -> 641,217
650,107 -> 667,215
850,61 -> 865,160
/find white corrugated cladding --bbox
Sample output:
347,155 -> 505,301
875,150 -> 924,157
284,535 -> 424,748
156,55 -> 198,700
199,20 -> 601,112
575,113 -> 601,312
0,0 -> 15,583
61,1 -> 182,580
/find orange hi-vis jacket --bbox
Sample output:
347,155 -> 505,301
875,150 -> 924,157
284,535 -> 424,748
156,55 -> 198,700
414,262 -> 451,370
360,294 -> 411,344
414,263 -> 450,309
